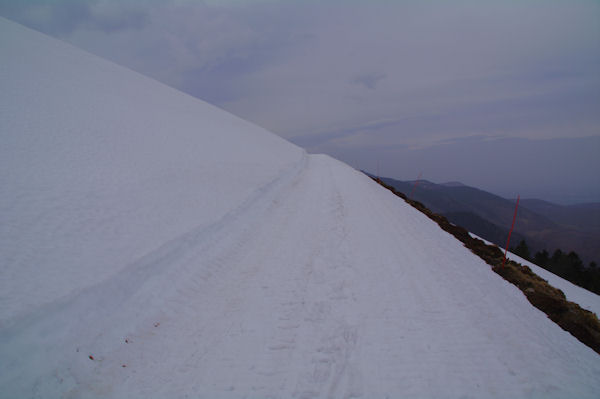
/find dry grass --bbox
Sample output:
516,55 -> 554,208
372,176 -> 600,355
493,261 -> 600,354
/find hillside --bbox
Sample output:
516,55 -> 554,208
1,17 -> 600,398
379,176 -> 600,265
520,199 -> 600,234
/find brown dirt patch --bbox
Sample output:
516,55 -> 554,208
372,176 -> 600,355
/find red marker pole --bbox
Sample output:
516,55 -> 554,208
502,195 -> 520,268
409,172 -> 422,198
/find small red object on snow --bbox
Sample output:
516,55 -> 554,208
89,355 -> 94,360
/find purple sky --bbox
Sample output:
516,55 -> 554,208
1,0 -> 599,203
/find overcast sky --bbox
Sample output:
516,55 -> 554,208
2,0 -> 599,203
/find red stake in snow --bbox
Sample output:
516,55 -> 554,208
502,195 -> 520,268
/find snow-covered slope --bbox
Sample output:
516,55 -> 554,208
0,17 -> 305,324
508,250 -> 600,317
469,234 -> 600,318
1,17 -> 599,398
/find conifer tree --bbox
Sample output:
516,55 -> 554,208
513,239 -> 530,261
534,250 -> 549,267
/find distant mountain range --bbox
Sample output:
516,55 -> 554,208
373,175 -> 600,265
4,17 -> 600,397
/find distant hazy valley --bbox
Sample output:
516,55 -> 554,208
375,175 -> 600,266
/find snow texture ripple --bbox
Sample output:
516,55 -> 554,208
1,17 -> 600,398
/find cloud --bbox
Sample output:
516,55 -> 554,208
1,0 -> 599,200
321,135 -> 600,204
0,0 -> 147,35
0,0 -> 90,34
218,1 -> 600,144
13,1 -> 315,106
87,2 -> 147,32
290,117 -> 404,149
352,72 -> 386,90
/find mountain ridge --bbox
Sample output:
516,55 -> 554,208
374,174 -> 600,265
2,17 -> 600,398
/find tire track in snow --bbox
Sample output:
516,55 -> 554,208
6,152 -> 599,398
290,155 -> 364,399
1,154 -> 311,398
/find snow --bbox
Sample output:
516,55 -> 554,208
1,17 -> 600,398
468,233 -> 600,318
490,242 -> 600,318
0,17 -> 304,324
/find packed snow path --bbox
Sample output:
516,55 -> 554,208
2,17 -> 600,398
2,154 -> 600,398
